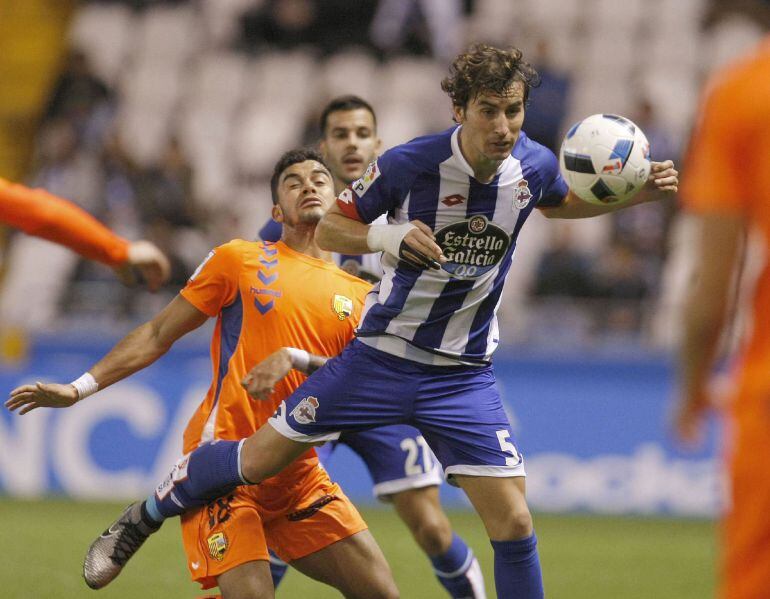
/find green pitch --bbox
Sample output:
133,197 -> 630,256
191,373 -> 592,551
0,498 -> 715,598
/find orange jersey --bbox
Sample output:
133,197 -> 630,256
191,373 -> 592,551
0,177 -> 129,267
681,37 -> 770,407
180,238 -> 370,456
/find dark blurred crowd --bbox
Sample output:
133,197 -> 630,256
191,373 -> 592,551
25,0 -> 683,342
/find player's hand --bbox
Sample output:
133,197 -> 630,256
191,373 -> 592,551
400,220 -> 447,270
5,382 -> 79,415
646,160 -> 678,193
671,392 -> 711,448
117,240 -> 172,292
241,349 -> 293,400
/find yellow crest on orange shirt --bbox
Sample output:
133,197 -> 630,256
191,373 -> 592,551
332,294 -> 353,321
207,532 -> 228,561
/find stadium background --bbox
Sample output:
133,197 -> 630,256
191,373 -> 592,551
1,0 -> 767,597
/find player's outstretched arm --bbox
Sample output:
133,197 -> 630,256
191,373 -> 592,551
317,203 -> 446,269
5,295 -> 209,415
541,160 -> 679,219
0,179 -> 171,291
113,240 -> 172,292
241,347 -> 329,400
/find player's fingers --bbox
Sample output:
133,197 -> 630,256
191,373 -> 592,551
405,235 -> 446,263
411,220 -> 436,239
18,403 -> 40,416
651,160 -> 674,172
9,384 -> 38,397
400,245 -> 441,270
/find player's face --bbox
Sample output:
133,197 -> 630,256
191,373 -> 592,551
273,160 -> 335,227
453,82 -> 526,164
320,108 -> 382,188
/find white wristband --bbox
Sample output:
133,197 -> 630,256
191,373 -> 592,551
286,347 -> 310,372
366,223 -> 416,257
70,372 -> 99,400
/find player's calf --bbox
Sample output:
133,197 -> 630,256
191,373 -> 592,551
149,440 -> 249,519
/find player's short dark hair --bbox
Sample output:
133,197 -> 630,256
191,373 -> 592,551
441,44 -> 540,111
319,95 -> 377,135
270,148 -> 329,204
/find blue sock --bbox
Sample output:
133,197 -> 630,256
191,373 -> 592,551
269,550 -> 289,588
490,534 -> 543,599
430,534 -> 485,598
148,440 -> 247,520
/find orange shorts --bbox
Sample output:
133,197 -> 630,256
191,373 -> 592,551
180,461 -> 367,589
722,403 -> 770,599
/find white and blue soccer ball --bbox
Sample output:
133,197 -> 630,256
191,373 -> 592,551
559,113 -> 651,206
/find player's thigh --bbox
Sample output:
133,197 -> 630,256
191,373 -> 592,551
271,340 -> 414,444
291,530 -> 399,599
413,365 -> 525,482
341,425 -> 443,499
454,474 -> 532,541
180,488 -> 271,591
217,560 -> 274,599
240,421 -> 311,484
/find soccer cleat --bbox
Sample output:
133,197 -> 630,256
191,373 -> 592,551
82,502 -> 159,589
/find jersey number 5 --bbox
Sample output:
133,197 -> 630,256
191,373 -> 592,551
496,430 -> 521,466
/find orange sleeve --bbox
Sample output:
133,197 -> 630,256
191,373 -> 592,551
180,242 -> 242,317
0,178 -> 130,267
680,71 -> 753,215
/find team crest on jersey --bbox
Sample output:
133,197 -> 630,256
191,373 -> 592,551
332,294 -> 353,320
351,160 -> 380,197
207,532 -> 228,561
513,180 -> 532,209
291,396 -> 320,424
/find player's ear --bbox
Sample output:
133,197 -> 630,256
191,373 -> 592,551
374,135 -> 383,154
272,203 -> 284,223
452,104 -> 465,124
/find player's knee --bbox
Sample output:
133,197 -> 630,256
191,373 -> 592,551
409,515 -> 453,556
367,575 -> 400,599
487,507 -> 533,541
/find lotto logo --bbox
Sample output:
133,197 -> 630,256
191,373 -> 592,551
338,188 -> 353,204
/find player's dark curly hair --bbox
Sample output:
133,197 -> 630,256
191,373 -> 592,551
441,44 -> 540,113
270,148 -> 330,204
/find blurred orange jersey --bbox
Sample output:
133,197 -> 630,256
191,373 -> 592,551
0,177 -> 129,267
681,37 -> 770,407
180,238 -> 370,457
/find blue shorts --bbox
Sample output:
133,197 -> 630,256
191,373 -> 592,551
271,340 -> 525,482
317,425 -> 444,500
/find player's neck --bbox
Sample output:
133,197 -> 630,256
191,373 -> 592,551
281,225 -> 333,262
458,128 -> 502,183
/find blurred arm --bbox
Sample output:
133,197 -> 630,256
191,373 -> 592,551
0,178 -> 171,290
0,178 -> 130,266
675,212 -> 745,441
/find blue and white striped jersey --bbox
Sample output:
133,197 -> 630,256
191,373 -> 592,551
336,125 -> 568,365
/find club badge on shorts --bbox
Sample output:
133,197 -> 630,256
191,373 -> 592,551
291,396 -> 320,424
513,179 -> 532,210
207,532 -> 228,561
332,294 -> 353,320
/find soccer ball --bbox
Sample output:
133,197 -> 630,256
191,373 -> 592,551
559,114 -> 651,206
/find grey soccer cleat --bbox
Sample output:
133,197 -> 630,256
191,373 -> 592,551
83,501 -> 159,589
